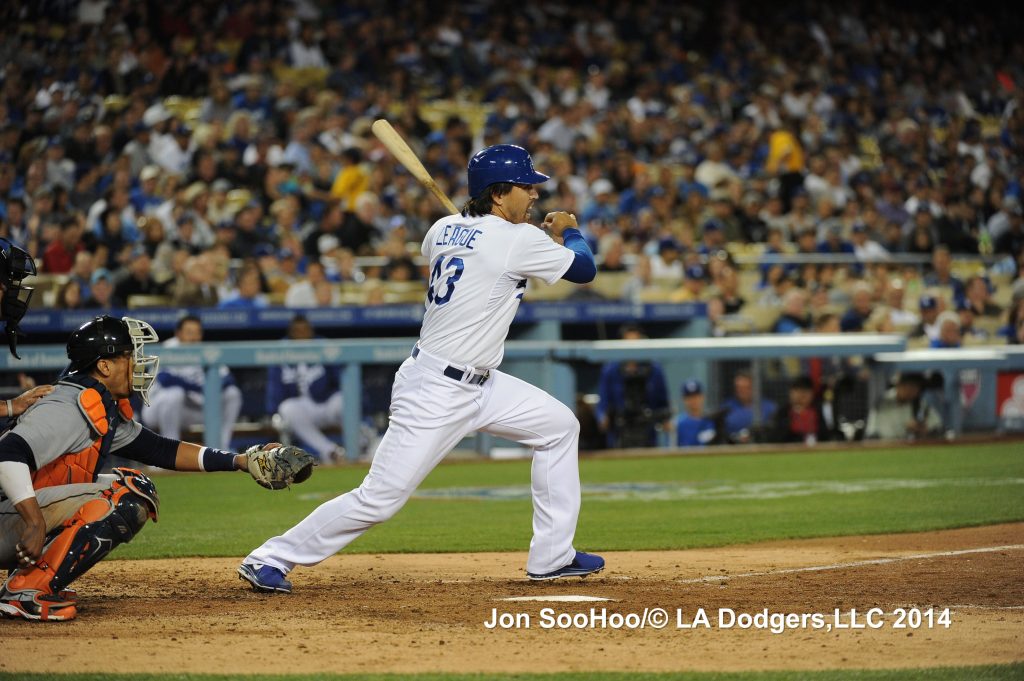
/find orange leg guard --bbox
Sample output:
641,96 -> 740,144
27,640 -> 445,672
0,470 -> 157,621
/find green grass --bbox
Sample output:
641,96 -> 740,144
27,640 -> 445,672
4,664 -> 1021,680
116,441 -> 1024,559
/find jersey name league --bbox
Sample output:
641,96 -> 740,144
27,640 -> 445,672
418,214 -> 573,369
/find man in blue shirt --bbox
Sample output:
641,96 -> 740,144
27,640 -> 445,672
720,371 -> 777,443
675,380 -> 719,447
596,324 -> 671,448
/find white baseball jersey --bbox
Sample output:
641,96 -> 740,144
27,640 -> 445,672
418,213 -> 574,369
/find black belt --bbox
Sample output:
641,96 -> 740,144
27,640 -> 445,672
411,347 -> 489,385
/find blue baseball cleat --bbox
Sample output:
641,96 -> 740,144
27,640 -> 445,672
238,562 -> 292,594
527,551 -> 605,580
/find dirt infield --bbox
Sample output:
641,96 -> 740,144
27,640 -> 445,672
2,523 -> 1022,676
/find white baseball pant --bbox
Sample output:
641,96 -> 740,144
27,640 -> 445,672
247,347 -> 581,575
277,392 -> 344,459
141,385 -> 242,448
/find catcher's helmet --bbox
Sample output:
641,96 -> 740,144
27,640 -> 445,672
64,315 -> 161,405
0,237 -> 37,359
467,144 -> 549,198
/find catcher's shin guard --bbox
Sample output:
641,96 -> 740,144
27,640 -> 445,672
0,468 -> 158,621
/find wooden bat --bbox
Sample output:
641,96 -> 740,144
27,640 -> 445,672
371,119 -> 459,214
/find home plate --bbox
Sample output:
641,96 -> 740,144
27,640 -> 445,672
498,595 -> 615,602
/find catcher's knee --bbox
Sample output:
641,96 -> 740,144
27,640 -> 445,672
5,471 -> 158,596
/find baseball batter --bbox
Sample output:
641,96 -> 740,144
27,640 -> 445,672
239,144 -> 603,593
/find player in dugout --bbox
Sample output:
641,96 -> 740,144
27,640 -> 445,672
0,315 -> 314,621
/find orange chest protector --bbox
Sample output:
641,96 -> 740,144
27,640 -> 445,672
31,378 -> 134,489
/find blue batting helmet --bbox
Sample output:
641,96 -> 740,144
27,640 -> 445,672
467,144 -> 550,198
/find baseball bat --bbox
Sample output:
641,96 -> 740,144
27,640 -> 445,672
371,119 -> 459,214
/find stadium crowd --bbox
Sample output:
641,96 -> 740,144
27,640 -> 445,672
1,1 -> 1023,340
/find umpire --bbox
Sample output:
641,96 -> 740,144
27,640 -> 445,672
0,237 -> 53,419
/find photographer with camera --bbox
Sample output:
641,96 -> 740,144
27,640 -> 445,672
595,325 -> 672,449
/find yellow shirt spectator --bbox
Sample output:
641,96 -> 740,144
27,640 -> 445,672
765,129 -> 805,174
330,164 -> 369,210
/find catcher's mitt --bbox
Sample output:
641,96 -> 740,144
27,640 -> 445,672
245,444 -> 317,490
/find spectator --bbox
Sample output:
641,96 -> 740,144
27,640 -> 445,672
596,324 -> 671,448
865,373 -> 942,440
766,375 -> 833,444
289,23 -> 328,68
922,245 -> 964,303
957,301 -> 989,342
54,279 -> 84,310
674,380 -> 720,447
840,282 -> 875,332
850,222 -> 889,261
65,250 -> 95,301
650,238 -> 684,282
621,255 -> 657,303
285,260 -> 334,308
597,234 -> 629,273
931,311 -> 963,348
218,265 -> 269,309
962,276 -> 1002,319
721,371 -> 777,443
267,316 -> 344,463
711,265 -> 746,314
773,288 -> 812,333
43,216 -> 85,274
141,315 -> 242,448
993,200 -> 1024,257
115,248 -> 167,303
329,148 -> 369,211
910,294 -> 944,342
883,279 -> 919,329
82,268 -> 121,310
171,253 -> 220,307
669,264 -> 708,303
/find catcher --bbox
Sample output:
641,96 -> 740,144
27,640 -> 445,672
0,315 -> 315,621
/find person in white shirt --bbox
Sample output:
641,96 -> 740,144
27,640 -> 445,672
850,222 -> 890,261
239,144 -> 604,594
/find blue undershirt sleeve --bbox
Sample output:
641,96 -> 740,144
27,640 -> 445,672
560,228 -> 597,284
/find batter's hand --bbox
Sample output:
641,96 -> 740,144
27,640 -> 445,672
542,211 -> 578,238
11,385 -> 53,417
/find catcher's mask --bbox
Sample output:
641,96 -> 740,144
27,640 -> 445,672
64,315 -> 161,406
0,237 -> 37,359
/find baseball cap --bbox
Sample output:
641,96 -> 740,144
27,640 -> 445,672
91,268 -> 113,284
685,264 -> 705,280
658,237 -> 680,253
919,294 -> 938,311
702,218 -> 722,232
851,222 -> 867,233
140,165 -> 161,182
211,178 -> 231,193
591,178 -> 614,196
682,380 -> 703,396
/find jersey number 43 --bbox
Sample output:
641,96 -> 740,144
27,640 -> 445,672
427,255 -> 465,306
